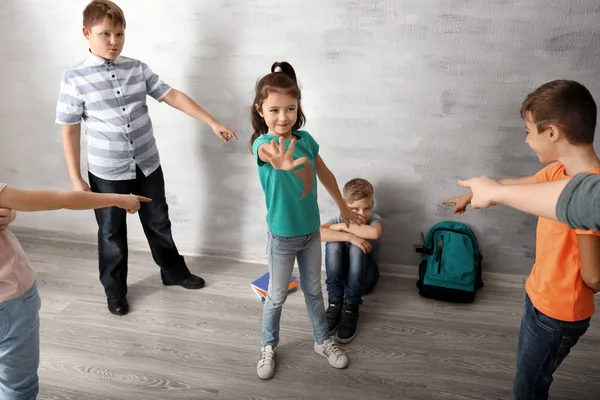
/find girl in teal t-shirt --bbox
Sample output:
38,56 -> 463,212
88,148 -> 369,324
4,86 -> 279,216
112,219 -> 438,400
250,61 -> 361,380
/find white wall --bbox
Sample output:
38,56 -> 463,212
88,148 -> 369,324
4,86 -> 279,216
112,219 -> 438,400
2,0 -> 600,273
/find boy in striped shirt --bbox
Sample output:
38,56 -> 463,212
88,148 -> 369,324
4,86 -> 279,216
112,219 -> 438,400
56,0 -> 236,316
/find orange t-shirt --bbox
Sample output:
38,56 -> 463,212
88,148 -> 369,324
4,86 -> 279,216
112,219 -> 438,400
525,162 -> 600,322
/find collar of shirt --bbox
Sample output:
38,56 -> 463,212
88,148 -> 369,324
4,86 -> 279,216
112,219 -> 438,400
86,49 -> 123,67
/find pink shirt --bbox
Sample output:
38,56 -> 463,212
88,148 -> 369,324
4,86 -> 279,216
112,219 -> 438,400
0,183 -> 36,302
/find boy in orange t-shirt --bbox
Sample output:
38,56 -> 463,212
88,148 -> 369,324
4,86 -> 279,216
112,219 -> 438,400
444,80 -> 600,399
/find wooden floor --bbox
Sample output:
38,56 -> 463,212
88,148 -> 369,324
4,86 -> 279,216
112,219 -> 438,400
15,230 -> 600,400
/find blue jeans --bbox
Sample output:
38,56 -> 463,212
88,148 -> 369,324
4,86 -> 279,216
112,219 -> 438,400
514,294 -> 590,400
325,242 -> 380,305
261,230 -> 329,347
0,282 -> 41,400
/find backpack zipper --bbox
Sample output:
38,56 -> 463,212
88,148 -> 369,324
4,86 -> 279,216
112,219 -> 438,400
436,235 -> 444,273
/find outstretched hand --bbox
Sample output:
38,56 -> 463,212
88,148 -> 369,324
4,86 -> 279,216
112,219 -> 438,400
117,195 -> 152,214
442,193 -> 472,214
457,176 -> 501,209
262,137 -> 308,171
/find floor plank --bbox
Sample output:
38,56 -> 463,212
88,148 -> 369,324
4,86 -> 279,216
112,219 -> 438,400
12,231 -> 600,400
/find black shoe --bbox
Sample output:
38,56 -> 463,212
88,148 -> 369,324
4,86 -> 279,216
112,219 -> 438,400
326,299 -> 343,335
107,296 -> 129,316
164,274 -> 205,289
336,303 -> 359,344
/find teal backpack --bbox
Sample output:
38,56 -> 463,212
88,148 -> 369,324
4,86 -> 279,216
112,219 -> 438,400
415,221 -> 483,303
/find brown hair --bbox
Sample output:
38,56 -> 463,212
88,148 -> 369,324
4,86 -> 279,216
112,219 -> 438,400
520,80 -> 597,145
83,0 -> 126,29
343,178 -> 374,203
249,61 -> 306,151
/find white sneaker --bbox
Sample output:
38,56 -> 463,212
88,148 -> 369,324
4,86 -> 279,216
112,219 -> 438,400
314,337 -> 349,369
256,345 -> 277,380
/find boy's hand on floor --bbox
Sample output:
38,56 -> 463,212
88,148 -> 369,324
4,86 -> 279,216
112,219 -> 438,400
350,236 -> 372,254
442,192 -> 473,214
457,177 -> 500,209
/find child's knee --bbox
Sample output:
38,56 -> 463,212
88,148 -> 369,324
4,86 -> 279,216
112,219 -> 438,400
326,241 -> 346,253
267,288 -> 289,307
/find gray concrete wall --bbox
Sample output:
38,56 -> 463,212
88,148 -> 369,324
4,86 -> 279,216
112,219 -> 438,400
2,0 -> 600,274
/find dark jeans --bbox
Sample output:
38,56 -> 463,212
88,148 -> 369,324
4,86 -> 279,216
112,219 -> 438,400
88,165 -> 191,298
325,241 -> 379,305
513,294 -> 590,400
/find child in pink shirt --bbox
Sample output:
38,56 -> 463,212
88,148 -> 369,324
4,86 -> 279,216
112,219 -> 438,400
0,182 -> 148,399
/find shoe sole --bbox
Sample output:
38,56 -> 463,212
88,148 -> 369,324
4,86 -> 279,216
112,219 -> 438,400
163,282 -> 205,289
335,331 -> 356,344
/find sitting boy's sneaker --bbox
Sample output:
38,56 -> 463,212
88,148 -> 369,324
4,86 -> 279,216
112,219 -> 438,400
336,303 -> 359,344
314,337 -> 349,369
326,299 -> 343,335
256,345 -> 276,380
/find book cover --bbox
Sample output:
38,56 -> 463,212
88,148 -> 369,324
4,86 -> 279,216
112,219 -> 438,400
250,272 -> 298,301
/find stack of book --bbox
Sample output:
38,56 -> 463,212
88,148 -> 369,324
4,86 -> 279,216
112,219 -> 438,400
250,272 -> 298,301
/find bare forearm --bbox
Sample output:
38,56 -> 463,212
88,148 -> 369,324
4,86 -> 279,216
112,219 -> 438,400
165,89 -> 217,126
492,181 -> 569,220
320,227 -> 352,243
0,189 -> 124,212
332,223 -> 380,240
319,170 -> 345,209
62,127 -> 83,182
499,177 -> 528,185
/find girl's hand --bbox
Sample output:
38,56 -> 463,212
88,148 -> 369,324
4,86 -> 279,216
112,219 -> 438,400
339,204 -> 364,227
263,137 -> 308,171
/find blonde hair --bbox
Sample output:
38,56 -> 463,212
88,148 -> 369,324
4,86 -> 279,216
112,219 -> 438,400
343,178 -> 374,203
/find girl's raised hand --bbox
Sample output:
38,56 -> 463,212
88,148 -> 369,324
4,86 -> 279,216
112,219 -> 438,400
263,137 -> 308,171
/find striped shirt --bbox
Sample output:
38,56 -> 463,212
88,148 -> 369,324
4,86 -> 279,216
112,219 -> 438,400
55,51 -> 171,181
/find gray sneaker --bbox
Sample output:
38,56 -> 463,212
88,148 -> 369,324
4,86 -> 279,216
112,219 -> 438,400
256,345 -> 277,379
314,337 -> 349,369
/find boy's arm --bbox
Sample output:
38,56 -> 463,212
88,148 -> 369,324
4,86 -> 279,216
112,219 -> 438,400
161,89 -> 237,142
443,174 -> 537,214
61,124 -> 90,192
456,176 -> 569,220
576,234 -> 600,293
315,156 -> 362,226
329,221 -> 383,240
0,186 -> 151,214
320,223 -> 372,254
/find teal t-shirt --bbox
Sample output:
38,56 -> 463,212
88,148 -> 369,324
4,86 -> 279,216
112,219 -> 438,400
252,130 -> 321,237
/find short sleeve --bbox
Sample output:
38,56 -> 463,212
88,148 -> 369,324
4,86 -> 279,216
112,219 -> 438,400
557,173 -> 600,231
369,212 -> 383,228
55,71 -> 84,125
252,135 -> 271,166
326,216 -> 343,225
141,62 -> 172,101
306,131 -> 320,156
